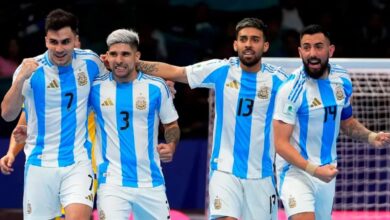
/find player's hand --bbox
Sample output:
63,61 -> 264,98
17,58 -> 39,81
0,154 -> 15,175
13,125 -> 27,144
157,142 -> 176,163
314,164 -> 339,183
369,132 -> 390,148
166,80 -> 176,99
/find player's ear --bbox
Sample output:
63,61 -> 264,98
233,41 -> 238,52
329,44 -> 335,58
135,51 -> 141,60
263,41 -> 269,53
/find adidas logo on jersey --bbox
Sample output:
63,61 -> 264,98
310,98 -> 322,107
226,80 -> 239,89
47,80 -> 59,88
102,98 -> 114,106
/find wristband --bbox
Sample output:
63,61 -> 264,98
368,132 -> 378,144
305,162 -> 318,176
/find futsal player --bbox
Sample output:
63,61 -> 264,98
273,24 -> 390,220
136,18 -> 287,220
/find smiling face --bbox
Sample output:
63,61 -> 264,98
299,32 -> 335,79
45,27 -> 78,66
233,27 -> 269,72
107,43 -> 140,83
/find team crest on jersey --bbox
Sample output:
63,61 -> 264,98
214,196 -> 222,210
77,71 -> 88,86
335,86 -> 345,101
136,96 -> 147,110
26,202 -> 32,214
99,210 -> 106,220
257,86 -> 270,99
288,196 -> 296,208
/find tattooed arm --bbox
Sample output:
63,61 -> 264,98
157,121 -> 180,162
341,117 -> 390,147
137,61 -> 188,83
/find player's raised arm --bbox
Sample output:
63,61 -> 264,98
137,60 -> 188,84
1,58 -> 38,121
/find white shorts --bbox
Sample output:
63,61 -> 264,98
209,170 -> 277,220
23,160 -> 95,220
277,165 -> 335,220
97,183 -> 170,220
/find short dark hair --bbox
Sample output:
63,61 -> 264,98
45,9 -> 79,34
235,18 -> 268,41
300,24 -> 331,43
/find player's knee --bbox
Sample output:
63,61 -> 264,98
289,212 -> 315,220
64,204 -> 92,220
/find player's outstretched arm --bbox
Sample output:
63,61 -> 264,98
1,58 -> 38,121
0,113 -> 27,175
157,121 -> 180,163
340,116 -> 390,148
137,61 -> 188,84
274,119 -> 339,183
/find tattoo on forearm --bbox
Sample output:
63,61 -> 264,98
342,119 -> 370,142
165,126 -> 180,144
137,61 -> 159,74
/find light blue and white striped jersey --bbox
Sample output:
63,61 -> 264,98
90,72 -> 178,188
185,57 -> 288,179
274,63 -> 353,173
14,48 -> 108,167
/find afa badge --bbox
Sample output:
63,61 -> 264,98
214,196 -> 222,210
27,202 -> 32,214
136,96 -> 147,110
289,195 -> 296,208
99,210 -> 106,220
257,86 -> 270,99
336,86 -> 345,101
77,71 -> 88,86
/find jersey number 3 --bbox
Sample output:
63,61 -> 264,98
120,111 -> 130,130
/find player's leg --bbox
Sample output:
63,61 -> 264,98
278,167 -> 316,220
209,170 -> 243,220
60,160 -> 94,220
241,176 -> 278,220
314,178 -> 336,220
97,184 -> 132,220
132,185 -> 170,220
23,164 -> 62,220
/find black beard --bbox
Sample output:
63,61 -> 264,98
239,54 -> 261,68
303,58 -> 329,79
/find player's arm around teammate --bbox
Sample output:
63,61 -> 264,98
137,61 -> 188,83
